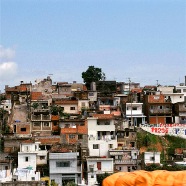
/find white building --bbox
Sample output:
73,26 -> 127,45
17,141 -> 47,181
0,100 -> 11,113
87,157 -> 113,186
144,152 -> 161,165
87,114 -> 117,157
176,83 -> 186,101
125,103 -> 146,127
49,152 -> 81,186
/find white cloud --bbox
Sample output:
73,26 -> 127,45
0,62 -> 18,80
0,45 -> 15,60
0,46 -> 18,82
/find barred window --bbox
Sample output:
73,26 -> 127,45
56,161 -> 70,167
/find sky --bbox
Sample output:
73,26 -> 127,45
0,0 -> 186,93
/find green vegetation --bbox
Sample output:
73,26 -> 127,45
145,163 -> 186,171
31,102 -> 39,109
164,135 -> 186,157
97,172 -> 112,186
137,130 -> 158,147
82,66 -> 106,90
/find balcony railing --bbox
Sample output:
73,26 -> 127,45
115,159 -> 137,165
150,109 -> 172,114
31,114 -> 51,121
89,135 -> 116,141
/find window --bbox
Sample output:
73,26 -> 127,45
81,102 -> 85,107
177,89 -> 181,93
25,157 -> 29,162
150,156 -> 155,161
154,96 -> 160,100
40,156 -> 45,160
132,107 -> 137,110
33,122 -> 40,127
180,96 -> 182,98
89,92 -> 94,96
109,144 -> 113,149
43,122 -> 50,127
70,107 -> 75,110
93,144 -> 99,149
97,162 -> 101,170
69,134 -> 75,139
24,146 -> 29,151
158,106 -> 163,109
183,89 -> 186,92
118,155 -> 122,160
127,166 -> 131,172
53,121 -> 57,126
105,121 -> 110,125
56,161 -> 70,167
78,134 -> 83,139
31,177 -> 35,181
21,128 -> 26,132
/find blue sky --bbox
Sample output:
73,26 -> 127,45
0,0 -> 186,92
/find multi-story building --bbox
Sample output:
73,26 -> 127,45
125,102 -> 146,127
174,102 -> 186,124
87,114 -> 117,157
87,157 -> 113,185
17,140 -> 47,181
143,92 -> 172,124
109,149 -> 139,172
49,152 -> 81,186
30,92 -> 52,136
144,152 -> 161,166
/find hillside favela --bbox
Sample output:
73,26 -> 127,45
0,69 -> 186,186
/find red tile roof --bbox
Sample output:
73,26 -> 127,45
31,92 -> 43,100
93,114 -> 114,119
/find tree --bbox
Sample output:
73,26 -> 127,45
82,66 -> 106,90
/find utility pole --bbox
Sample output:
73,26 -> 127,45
128,78 -> 133,127
156,80 -> 159,86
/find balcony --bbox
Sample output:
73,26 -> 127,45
31,114 -> 51,121
150,109 -> 172,114
42,115 -> 51,120
89,135 -> 116,141
32,115 -> 42,121
115,159 -> 137,165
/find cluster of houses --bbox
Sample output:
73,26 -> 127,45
0,76 -> 186,185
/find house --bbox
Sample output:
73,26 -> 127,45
87,114 -> 117,157
52,99 -> 79,115
32,76 -> 53,94
143,92 -> 172,124
60,118 -> 88,148
173,102 -> 186,124
17,140 -> 47,181
87,157 -> 113,186
175,76 -> 186,101
57,82 -> 73,96
125,102 -> 146,127
144,152 -> 161,166
0,100 -> 11,114
49,152 -> 81,186
30,93 -> 52,136
108,149 -> 139,172
14,122 -> 32,138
